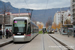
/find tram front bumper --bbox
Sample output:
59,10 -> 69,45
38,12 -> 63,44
13,36 -> 25,42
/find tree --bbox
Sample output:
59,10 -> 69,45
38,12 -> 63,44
46,17 -> 52,28
38,24 -> 43,29
52,22 -> 57,29
57,22 -> 62,29
0,2 -> 12,37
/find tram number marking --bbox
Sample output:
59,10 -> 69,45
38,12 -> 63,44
17,33 -> 21,34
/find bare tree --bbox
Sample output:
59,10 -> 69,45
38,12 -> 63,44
0,2 -> 12,37
46,17 -> 52,28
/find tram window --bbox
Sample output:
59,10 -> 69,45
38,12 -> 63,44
27,23 -> 31,34
63,30 -> 65,32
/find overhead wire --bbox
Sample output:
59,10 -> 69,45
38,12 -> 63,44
44,0 -> 49,18
24,0 -> 34,19
5,0 -> 9,2
3,0 -> 50,19
23,0 -> 50,21
24,0 -> 29,9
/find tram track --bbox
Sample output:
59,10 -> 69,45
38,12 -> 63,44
42,34 -> 45,50
11,43 -> 27,50
0,42 -> 28,50
42,34 -> 65,50
48,35 -> 63,50
18,44 -> 27,50
0,34 -> 69,50
49,34 -> 73,50
0,35 -> 39,50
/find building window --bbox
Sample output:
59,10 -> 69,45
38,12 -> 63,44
73,14 -> 75,18
73,5 -> 75,8
73,9 -> 75,14
73,0 -> 75,2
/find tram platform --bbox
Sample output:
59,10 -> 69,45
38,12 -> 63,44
49,31 -> 75,50
0,36 -> 13,47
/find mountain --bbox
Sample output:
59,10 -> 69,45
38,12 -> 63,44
0,1 -> 70,25
32,7 -> 70,24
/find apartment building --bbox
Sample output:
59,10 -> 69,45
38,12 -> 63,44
54,10 -> 72,26
0,12 -> 30,30
54,11 -> 66,25
54,12 -> 61,25
71,0 -> 75,27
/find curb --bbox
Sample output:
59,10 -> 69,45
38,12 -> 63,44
0,40 -> 13,47
49,34 -> 73,50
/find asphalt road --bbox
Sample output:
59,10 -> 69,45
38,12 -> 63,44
0,34 -> 67,50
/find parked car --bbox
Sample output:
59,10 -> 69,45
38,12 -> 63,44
51,30 -> 54,33
48,29 -> 54,34
54,30 -> 57,32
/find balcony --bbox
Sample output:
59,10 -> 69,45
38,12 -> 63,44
72,1 -> 75,5
73,20 -> 75,25
72,5 -> 75,10
73,0 -> 75,2
73,11 -> 75,14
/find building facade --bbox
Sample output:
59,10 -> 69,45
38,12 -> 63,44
0,12 -> 30,31
54,12 -> 62,25
53,10 -> 72,29
37,21 -> 44,29
71,0 -> 75,28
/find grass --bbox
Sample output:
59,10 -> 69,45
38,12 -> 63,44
39,31 -> 43,34
39,31 -> 48,34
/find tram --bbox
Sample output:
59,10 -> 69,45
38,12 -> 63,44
42,27 -> 46,33
12,17 -> 39,42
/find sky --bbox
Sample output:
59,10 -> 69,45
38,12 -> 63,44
1,0 -> 70,10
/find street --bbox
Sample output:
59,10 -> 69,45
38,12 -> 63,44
0,34 -> 67,50
0,0 -> 74,50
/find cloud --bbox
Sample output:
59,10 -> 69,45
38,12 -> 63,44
1,0 -> 70,10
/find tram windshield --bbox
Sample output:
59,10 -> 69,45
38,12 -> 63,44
13,20 -> 27,33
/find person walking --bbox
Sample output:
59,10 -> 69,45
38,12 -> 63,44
42,29 -> 45,34
0,28 -> 2,39
68,29 -> 70,37
9,29 -> 11,37
6,29 -> 9,39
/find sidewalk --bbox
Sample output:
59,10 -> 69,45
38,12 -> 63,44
49,31 -> 75,50
0,36 -> 13,47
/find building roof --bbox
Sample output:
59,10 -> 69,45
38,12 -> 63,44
12,13 -> 31,16
0,12 -> 31,16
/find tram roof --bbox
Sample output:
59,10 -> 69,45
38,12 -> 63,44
30,22 -> 38,28
13,17 -> 30,20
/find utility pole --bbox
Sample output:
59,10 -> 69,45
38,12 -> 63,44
31,10 -> 33,19
27,9 -> 33,19
19,8 -> 20,17
62,15 -> 63,27
3,3 -> 6,37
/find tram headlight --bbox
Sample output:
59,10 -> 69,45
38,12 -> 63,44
13,34 -> 15,36
24,34 -> 26,36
